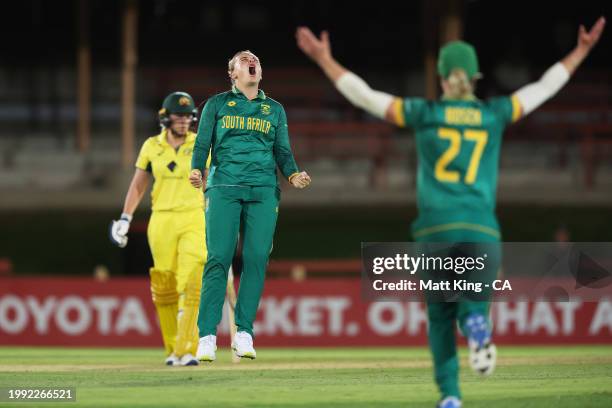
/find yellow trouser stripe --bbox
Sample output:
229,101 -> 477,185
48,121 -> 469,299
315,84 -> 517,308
413,222 -> 501,239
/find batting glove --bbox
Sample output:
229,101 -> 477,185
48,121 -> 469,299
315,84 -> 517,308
109,213 -> 133,248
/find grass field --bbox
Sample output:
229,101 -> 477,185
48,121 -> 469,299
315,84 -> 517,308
0,346 -> 611,407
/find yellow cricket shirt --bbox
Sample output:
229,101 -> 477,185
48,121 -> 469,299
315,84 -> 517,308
135,130 -> 209,212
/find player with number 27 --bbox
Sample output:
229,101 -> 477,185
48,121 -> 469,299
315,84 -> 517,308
296,17 -> 605,408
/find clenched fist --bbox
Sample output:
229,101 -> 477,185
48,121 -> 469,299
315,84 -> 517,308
289,171 -> 311,189
189,169 -> 203,189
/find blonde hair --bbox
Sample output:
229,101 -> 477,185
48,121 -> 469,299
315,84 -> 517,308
228,50 -> 256,84
445,68 -> 475,100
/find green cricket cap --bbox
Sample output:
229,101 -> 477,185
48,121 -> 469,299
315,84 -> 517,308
437,41 -> 480,79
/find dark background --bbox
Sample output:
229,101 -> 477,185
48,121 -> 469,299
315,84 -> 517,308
0,0 -> 610,276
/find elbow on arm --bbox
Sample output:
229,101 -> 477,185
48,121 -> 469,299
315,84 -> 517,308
514,62 -> 570,116
335,72 -> 395,120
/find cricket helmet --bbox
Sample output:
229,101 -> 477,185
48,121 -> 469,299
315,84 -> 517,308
158,91 -> 198,127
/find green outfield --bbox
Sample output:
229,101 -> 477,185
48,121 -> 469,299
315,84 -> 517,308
0,346 -> 610,407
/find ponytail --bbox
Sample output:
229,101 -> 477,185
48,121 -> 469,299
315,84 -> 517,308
445,69 -> 475,100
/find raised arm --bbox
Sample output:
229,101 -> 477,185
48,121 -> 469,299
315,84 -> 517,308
296,27 -> 403,126
513,17 -> 605,118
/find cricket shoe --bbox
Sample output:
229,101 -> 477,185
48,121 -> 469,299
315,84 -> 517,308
437,396 -> 462,408
164,353 -> 179,366
232,331 -> 256,359
179,353 -> 199,366
196,335 -> 217,362
465,312 -> 497,376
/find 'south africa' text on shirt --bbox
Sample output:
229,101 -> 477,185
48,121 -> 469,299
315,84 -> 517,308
221,115 -> 272,135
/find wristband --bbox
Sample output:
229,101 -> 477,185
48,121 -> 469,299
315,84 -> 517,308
120,213 -> 133,222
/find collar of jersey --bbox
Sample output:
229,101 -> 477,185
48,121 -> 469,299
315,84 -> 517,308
157,129 -> 196,146
231,85 -> 266,100
441,94 -> 479,102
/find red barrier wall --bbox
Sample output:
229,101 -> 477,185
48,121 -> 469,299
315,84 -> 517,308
0,277 -> 610,347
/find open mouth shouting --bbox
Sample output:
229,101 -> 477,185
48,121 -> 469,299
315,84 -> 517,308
249,64 -> 257,76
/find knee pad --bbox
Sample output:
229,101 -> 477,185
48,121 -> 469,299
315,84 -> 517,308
150,268 -> 179,305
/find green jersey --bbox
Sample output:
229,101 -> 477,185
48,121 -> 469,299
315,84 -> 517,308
192,86 -> 299,189
395,95 -> 522,238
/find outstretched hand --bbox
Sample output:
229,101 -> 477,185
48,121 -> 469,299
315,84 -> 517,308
577,16 -> 606,53
296,27 -> 332,63
563,16 -> 605,74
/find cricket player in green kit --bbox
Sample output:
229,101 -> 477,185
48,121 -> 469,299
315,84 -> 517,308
189,50 -> 311,361
297,17 -> 605,407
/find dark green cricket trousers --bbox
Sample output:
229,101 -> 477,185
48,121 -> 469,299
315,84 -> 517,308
198,185 -> 279,337
413,210 -> 501,400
